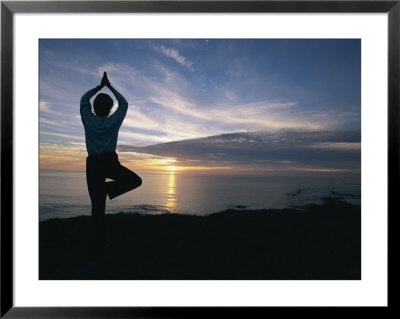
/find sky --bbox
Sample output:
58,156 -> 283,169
39,39 -> 361,173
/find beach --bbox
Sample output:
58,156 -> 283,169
39,198 -> 361,280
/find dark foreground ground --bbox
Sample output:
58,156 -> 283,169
40,199 -> 360,280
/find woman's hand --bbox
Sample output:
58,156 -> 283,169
100,71 -> 111,88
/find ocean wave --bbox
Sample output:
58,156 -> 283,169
285,185 -> 360,208
39,203 -> 176,221
108,204 -> 173,215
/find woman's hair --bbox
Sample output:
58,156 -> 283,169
93,93 -> 113,117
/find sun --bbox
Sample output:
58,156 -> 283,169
168,166 -> 177,171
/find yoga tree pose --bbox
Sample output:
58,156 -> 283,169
80,72 -> 142,247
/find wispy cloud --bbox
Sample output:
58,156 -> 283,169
155,45 -> 194,71
40,131 -> 84,141
40,59 -> 345,149
40,101 -> 51,112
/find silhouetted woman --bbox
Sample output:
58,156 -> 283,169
80,72 -> 142,247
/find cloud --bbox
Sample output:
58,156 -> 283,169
40,131 -> 84,141
40,101 -> 51,112
156,45 -> 194,71
39,142 -> 87,170
80,62 -> 333,140
148,92 -> 321,131
39,41 -> 360,171
118,130 -> 361,171
225,90 -> 237,101
97,61 -> 358,134
118,130 -> 172,145
39,100 -> 72,117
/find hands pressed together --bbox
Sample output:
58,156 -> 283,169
96,71 -> 113,91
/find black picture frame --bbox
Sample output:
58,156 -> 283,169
1,0 -> 396,317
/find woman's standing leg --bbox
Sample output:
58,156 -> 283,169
86,157 -> 107,245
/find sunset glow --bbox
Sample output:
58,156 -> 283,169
39,39 -> 362,282
40,39 -> 361,174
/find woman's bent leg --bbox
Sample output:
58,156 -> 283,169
106,163 -> 142,200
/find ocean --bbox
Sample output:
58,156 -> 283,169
39,170 -> 361,221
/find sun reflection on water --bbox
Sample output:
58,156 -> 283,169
165,171 -> 177,213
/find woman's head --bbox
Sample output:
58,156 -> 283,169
93,93 -> 113,117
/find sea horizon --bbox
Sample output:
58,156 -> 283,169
40,169 -> 361,222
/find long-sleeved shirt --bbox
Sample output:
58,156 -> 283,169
80,87 -> 128,155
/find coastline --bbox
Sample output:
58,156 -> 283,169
39,199 -> 361,280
